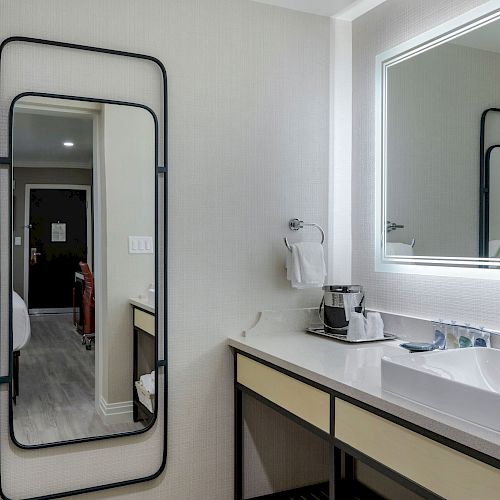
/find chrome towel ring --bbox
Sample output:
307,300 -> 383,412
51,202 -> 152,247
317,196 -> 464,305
284,218 -> 325,251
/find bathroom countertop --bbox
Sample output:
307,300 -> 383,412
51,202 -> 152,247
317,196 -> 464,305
228,309 -> 500,461
129,297 -> 155,314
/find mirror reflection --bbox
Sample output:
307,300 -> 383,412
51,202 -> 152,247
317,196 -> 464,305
11,96 -> 157,446
384,17 -> 500,261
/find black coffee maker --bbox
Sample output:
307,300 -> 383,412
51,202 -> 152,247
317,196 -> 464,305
320,285 -> 365,334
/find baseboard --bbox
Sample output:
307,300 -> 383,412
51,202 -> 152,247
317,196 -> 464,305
98,396 -> 133,425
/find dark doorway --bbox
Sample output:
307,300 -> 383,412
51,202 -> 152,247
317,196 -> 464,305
28,187 -> 90,311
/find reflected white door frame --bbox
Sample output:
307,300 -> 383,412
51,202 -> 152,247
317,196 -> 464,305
14,97 -> 104,421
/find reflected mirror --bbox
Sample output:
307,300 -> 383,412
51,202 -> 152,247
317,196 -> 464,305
11,95 -> 157,446
383,15 -> 500,264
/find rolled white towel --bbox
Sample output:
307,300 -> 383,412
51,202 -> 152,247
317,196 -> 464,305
139,371 -> 155,395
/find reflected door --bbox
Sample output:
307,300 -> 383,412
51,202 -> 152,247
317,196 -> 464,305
28,188 -> 89,311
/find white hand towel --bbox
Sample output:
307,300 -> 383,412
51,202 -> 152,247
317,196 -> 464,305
365,312 -> 384,339
342,293 -> 356,322
347,312 -> 367,341
286,245 -> 301,283
286,242 -> 326,289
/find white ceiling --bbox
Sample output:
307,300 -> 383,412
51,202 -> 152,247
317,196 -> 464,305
452,18 -> 500,55
250,0 -> 386,19
13,111 -> 93,166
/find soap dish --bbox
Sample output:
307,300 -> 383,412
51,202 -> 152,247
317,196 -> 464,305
399,342 -> 436,353
305,327 -> 397,343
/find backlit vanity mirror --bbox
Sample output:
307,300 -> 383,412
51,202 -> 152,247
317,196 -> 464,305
379,13 -> 500,267
11,95 -> 157,447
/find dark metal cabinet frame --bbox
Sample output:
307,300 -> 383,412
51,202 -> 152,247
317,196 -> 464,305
132,306 -> 156,423
233,349 -> 500,500
0,36 -> 168,499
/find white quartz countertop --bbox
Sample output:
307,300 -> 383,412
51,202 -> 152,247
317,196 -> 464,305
228,311 -> 500,461
129,297 -> 155,314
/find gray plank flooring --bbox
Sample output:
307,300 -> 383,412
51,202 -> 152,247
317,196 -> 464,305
13,313 -> 142,445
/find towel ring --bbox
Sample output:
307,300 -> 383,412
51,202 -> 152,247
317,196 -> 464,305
284,218 -> 325,251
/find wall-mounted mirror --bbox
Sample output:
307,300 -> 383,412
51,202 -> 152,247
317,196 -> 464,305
378,12 -> 500,268
11,95 -> 158,447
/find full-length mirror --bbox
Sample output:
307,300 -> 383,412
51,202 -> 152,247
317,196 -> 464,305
11,95 -> 157,446
381,15 -> 500,266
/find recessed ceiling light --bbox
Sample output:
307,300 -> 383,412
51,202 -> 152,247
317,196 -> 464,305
63,142 -> 74,147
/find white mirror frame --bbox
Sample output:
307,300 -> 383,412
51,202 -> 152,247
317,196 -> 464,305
375,0 -> 500,279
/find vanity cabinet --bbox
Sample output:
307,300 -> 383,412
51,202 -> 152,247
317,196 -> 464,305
132,302 -> 156,422
335,399 -> 500,500
236,354 -> 330,434
233,350 -> 500,500
134,307 -> 155,336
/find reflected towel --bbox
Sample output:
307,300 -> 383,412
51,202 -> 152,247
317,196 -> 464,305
386,242 -> 414,256
489,240 -> 500,258
139,371 -> 155,395
286,242 -> 326,289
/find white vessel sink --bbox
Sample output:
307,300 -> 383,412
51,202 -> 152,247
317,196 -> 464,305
381,347 -> 500,431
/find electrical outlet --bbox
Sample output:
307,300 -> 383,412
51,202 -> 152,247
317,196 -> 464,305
128,236 -> 154,254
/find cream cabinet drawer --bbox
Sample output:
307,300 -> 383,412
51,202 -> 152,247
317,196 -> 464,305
335,399 -> 500,500
134,308 -> 155,336
236,354 -> 330,433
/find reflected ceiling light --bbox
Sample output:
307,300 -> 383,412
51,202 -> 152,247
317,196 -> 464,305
63,141 -> 74,147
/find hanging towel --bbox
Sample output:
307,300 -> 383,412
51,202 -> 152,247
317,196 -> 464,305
286,242 -> 326,289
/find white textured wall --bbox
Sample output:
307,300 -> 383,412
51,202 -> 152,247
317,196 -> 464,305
0,1 -> 330,498
101,104 -> 155,405
329,18 -> 352,283
386,41 -> 500,257
350,0 -> 500,328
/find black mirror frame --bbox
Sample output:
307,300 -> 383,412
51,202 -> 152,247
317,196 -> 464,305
9,91 -> 160,449
480,108 -> 500,258
0,37 -> 168,500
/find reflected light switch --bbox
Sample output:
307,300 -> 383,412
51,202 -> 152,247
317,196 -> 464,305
128,236 -> 154,254
14,236 -> 22,246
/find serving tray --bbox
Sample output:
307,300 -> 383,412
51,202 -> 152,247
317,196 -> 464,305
305,327 -> 397,343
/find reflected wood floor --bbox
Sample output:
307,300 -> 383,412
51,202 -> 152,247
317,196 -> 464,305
13,314 -> 142,445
